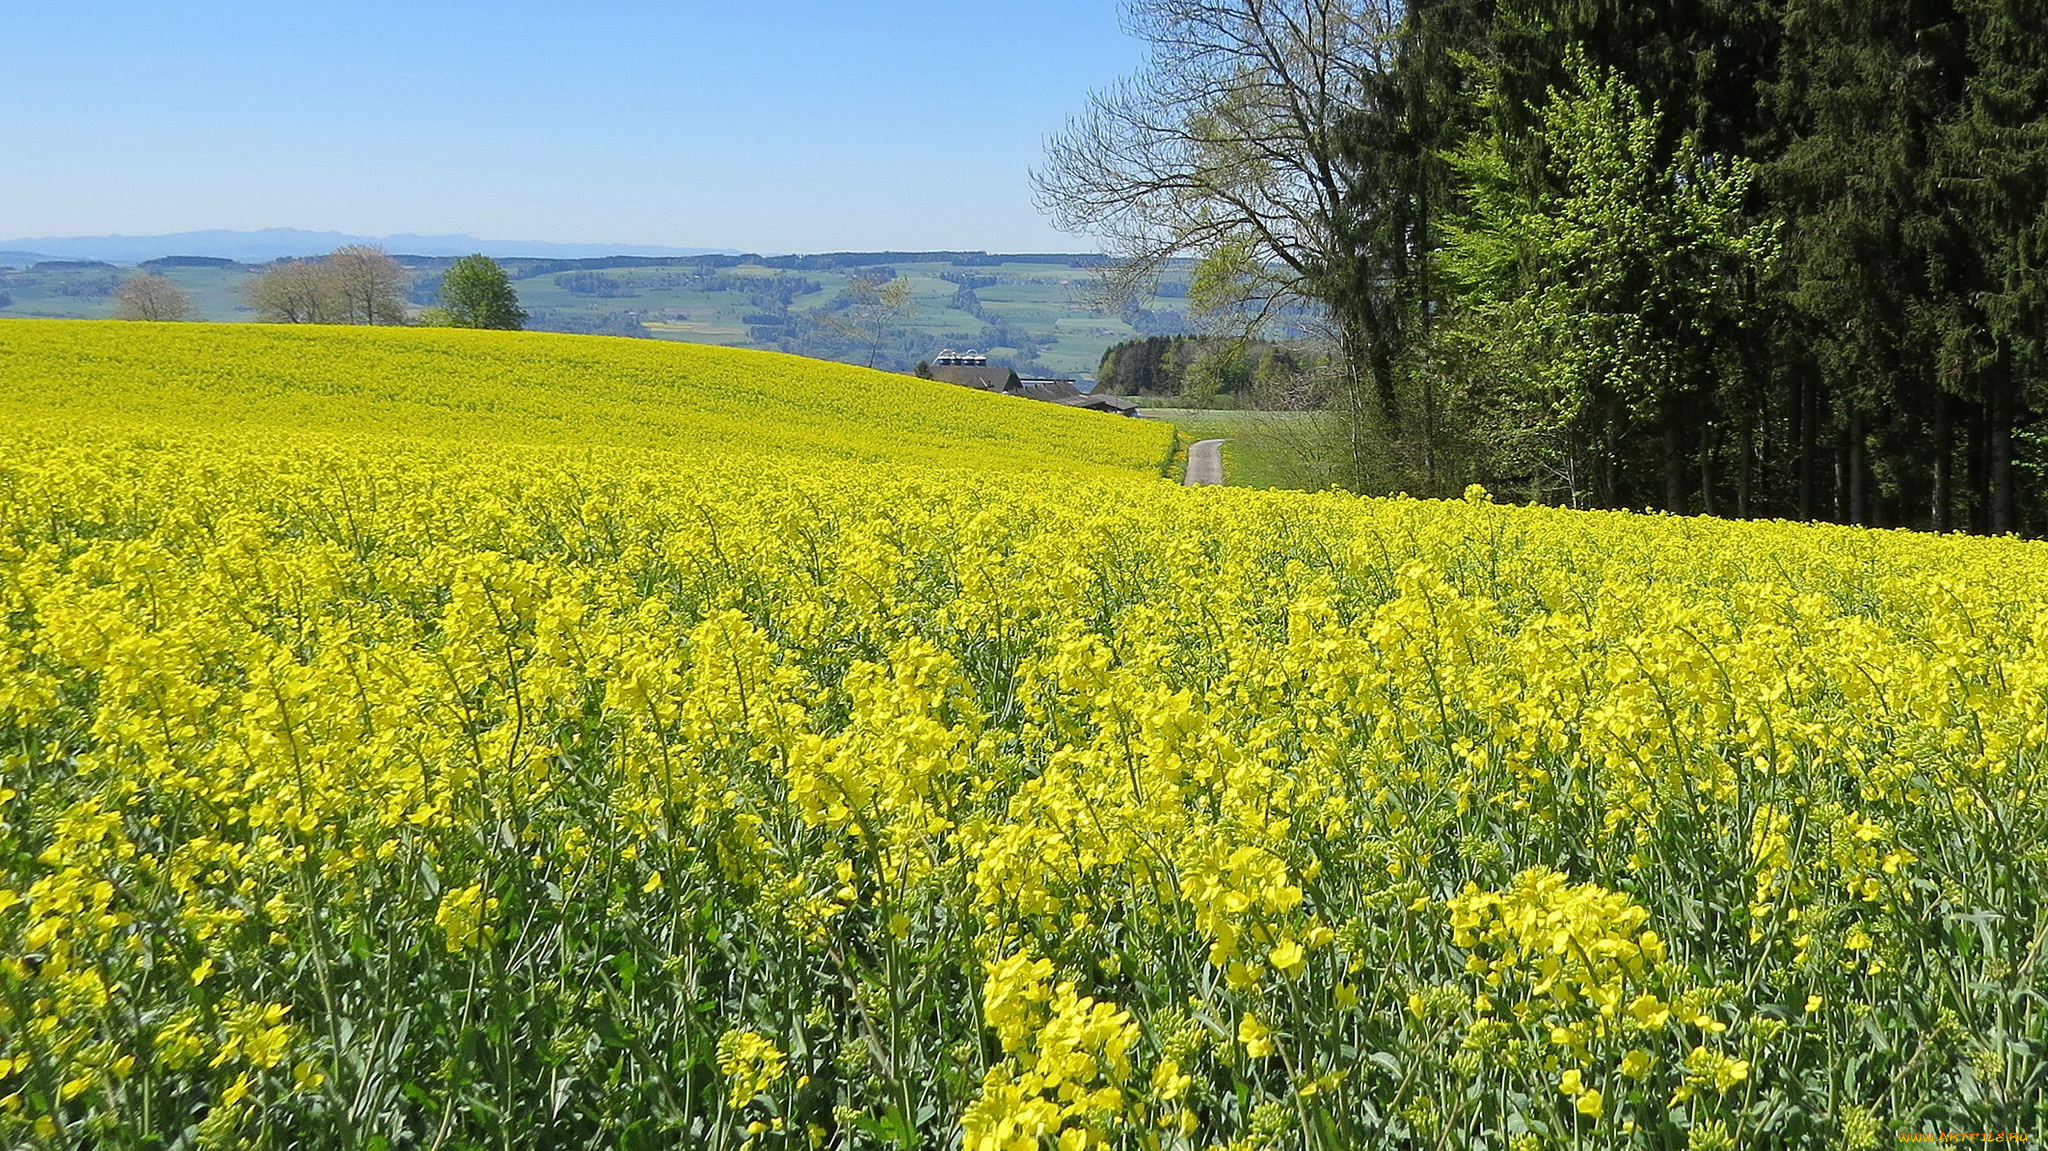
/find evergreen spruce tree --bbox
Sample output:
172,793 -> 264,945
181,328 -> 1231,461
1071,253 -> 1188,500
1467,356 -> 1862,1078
1768,1 -> 1968,525
1940,0 -> 2048,532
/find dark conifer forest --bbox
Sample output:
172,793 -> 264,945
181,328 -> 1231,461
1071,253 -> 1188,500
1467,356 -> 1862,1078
1389,0 -> 2044,530
1043,0 -> 2048,532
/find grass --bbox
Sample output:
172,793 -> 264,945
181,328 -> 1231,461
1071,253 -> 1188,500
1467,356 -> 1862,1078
1143,407 -> 1345,490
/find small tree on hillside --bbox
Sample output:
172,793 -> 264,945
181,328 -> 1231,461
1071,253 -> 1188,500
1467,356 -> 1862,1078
326,245 -> 408,325
827,274 -> 913,369
439,254 -> 526,329
245,259 -> 333,322
112,271 -> 196,321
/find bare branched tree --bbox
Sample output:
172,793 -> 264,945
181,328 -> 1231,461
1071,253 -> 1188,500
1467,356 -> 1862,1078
1035,0 -> 1412,486
245,248 -> 411,325
325,245 -> 408,325
112,271 -> 197,321
244,259 -> 333,323
823,274 -> 914,369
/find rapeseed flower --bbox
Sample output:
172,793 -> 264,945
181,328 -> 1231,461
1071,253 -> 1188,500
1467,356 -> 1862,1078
1,318 -> 2038,1147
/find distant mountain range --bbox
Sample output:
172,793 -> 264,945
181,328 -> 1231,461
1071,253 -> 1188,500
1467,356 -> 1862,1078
0,229 -> 742,265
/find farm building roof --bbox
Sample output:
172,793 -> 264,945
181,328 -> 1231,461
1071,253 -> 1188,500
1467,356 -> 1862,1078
1019,377 -> 1083,401
1059,393 -> 1141,416
930,363 -> 1020,392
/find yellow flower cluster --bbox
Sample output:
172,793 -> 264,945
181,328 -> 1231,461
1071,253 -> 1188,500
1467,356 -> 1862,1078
433,883 -> 500,953
1,320 -> 2041,1146
965,952 -> 1143,1151
1447,867 -> 1663,1013
717,1028 -> 790,1109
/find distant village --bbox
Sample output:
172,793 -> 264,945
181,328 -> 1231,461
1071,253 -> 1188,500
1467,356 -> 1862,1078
921,350 -> 1139,416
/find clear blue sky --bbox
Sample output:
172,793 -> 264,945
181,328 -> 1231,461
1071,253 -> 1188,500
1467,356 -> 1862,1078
0,1 -> 1146,253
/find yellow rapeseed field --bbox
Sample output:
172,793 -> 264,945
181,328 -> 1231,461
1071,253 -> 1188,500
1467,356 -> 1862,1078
0,319 -> 2041,1149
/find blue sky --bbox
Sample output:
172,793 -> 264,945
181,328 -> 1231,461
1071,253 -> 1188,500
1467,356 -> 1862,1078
1,2 -> 1146,253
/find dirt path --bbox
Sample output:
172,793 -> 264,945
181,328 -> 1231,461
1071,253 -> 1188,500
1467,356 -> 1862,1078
1184,438 -> 1226,486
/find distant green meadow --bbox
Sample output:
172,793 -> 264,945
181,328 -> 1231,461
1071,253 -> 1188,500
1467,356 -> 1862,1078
0,255 -> 1190,378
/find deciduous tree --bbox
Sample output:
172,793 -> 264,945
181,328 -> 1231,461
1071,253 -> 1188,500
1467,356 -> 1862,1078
1440,59 -> 1779,510
244,259 -> 332,323
1034,0 -> 1415,487
111,271 -> 196,321
325,245 -> 408,325
825,274 -> 912,369
439,254 -> 527,330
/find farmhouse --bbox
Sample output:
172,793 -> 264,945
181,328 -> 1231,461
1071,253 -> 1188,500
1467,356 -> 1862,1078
927,351 -> 1020,393
926,350 -> 1138,416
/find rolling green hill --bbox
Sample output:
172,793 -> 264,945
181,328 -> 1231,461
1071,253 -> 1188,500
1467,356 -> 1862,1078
0,252 -> 1196,378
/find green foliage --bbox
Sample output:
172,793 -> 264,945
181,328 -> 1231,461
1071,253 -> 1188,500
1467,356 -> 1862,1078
1054,0 -> 2036,527
439,254 -> 527,330
1439,58 -> 1779,505
1098,336 -> 1310,405
1353,0 -> 2048,529
1098,336 -> 1195,397
1186,238 -> 1265,325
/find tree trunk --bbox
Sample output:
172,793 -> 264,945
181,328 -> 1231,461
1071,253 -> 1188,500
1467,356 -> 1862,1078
1990,359 -> 2016,534
1414,216 -> 1440,498
1419,351 -> 1438,496
1599,399 -> 1620,507
1796,376 -> 1816,521
1833,424 -> 1850,523
1371,336 -> 1399,430
1338,325 -> 1375,492
1736,417 -> 1753,519
1847,412 -> 1868,525
1967,395 -> 1990,533
1932,393 -> 1953,532
1663,403 -> 1687,513
1698,412 -> 1717,518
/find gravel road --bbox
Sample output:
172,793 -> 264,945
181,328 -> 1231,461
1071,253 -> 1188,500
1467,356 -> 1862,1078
1184,438 -> 1226,486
